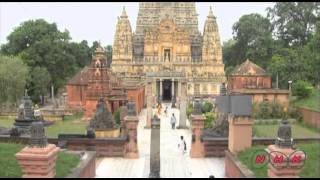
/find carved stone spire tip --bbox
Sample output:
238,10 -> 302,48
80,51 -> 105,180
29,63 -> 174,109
208,6 -> 214,18
121,6 -> 127,18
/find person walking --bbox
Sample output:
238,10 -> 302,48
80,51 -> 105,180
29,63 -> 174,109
170,113 -> 176,129
178,135 -> 187,154
164,106 -> 168,117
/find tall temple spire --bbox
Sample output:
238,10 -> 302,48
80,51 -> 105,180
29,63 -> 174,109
112,5 -> 133,63
202,6 -> 222,64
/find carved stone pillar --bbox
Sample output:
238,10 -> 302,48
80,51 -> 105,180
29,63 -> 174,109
159,79 -> 163,102
146,80 -> 153,129
171,79 -> 175,97
190,114 -> 205,158
124,102 -> 139,158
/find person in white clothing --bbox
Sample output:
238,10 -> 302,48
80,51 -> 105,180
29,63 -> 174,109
178,135 -> 186,154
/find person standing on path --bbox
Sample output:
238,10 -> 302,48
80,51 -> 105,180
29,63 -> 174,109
170,113 -> 176,129
178,135 -> 187,154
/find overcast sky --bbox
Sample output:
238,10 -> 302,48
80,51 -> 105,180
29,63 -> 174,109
0,2 -> 275,46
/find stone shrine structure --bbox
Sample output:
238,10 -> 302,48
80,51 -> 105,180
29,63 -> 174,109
112,3 -> 226,105
11,94 -> 36,136
228,59 -> 289,105
67,45 -> 129,118
87,98 -> 120,138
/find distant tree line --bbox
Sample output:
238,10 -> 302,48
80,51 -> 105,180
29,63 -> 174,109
223,2 -> 320,89
0,19 -> 112,105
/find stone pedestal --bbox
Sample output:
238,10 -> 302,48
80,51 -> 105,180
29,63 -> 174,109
190,114 -> 205,158
265,145 -> 306,178
177,99 -> 187,129
124,116 -> 139,158
15,144 -> 60,178
228,115 -> 253,154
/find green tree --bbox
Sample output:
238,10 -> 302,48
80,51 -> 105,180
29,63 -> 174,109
304,21 -> 320,86
0,19 -> 92,97
267,2 -> 320,47
292,80 -> 313,99
267,48 -> 310,89
232,13 -> 273,69
105,45 -> 112,67
0,55 -> 29,107
28,67 -> 51,104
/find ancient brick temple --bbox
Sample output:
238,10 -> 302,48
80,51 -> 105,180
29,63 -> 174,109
228,59 -> 289,104
67,45 -> 129,118
112,3 -> 226,103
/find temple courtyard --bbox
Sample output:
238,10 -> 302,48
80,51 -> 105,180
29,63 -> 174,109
95,103 -> 225,178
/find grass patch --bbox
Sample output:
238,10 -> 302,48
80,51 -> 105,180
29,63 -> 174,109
293,88 -> 320,111
254,123 -> 320,138
0,143 -> 80,178
0,115 -> 88,138
237,143 -> 320,178
56,152 -> 81,178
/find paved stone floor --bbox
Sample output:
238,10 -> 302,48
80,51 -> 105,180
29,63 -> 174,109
95,103 -> 225,178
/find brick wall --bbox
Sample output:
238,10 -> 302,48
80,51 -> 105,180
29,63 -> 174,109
298,107 -> 320,129
225,150 -> 255,178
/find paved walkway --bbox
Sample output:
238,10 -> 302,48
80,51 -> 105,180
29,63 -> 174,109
95,103 -> 225,178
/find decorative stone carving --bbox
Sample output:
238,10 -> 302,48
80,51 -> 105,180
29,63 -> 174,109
29,120 -> 48,148
11,94 -> 36,136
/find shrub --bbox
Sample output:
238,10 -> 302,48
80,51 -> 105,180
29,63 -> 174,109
292,80 -> 313,99
270,102 -> 283,119
254,101 -> 285,119
257,101 -> 272,119
186,104 -> 194,118
202,101 -> 213,113
204,112 -> 216,129
114,109 -> 121,125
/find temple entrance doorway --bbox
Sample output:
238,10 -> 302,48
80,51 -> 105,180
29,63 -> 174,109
162,80 -> 172,102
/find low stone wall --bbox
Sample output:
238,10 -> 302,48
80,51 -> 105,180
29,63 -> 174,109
202,137 -> 228,157
65,137 -> 127,157
0,135 -> 127,157
66,151 -> 96,178
0,113 -> 63,121
202,136 -> 320,157
224,150 -> 255,178
298,107 -> 320,129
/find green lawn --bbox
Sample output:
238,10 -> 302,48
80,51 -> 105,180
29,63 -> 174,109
0,113 -> 88,138
253,123 -> 320,138
293,88 -> 320,111
238,143 -> 320,178
0,142 -> 80,178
